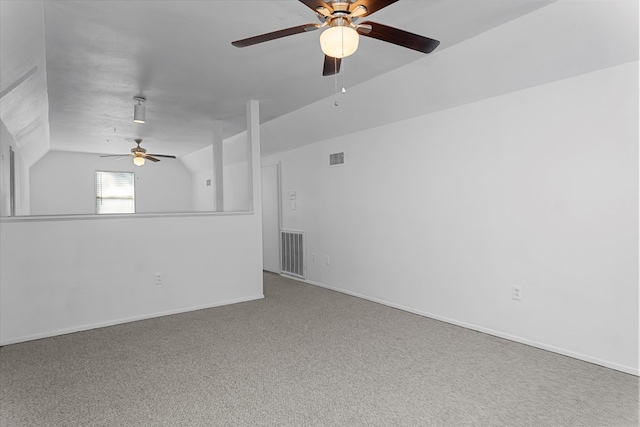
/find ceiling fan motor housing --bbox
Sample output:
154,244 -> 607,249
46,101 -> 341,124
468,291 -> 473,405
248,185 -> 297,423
317,1 -> 366,26
132,139 -> 146,154
329,1 -> 353,13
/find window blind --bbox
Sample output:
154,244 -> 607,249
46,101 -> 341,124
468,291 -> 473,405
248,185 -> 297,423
95,171 -> 135,214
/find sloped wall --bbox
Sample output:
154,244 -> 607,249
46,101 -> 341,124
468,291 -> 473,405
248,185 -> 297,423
263,62 -> 639,374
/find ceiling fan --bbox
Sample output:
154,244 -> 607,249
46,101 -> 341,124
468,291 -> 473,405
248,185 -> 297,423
231,0 -> 440,76
100,139 -> 176,167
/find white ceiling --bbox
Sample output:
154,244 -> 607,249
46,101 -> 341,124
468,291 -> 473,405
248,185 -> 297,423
1,0 -> 637,164
1,0 -> 560,162
260,0 -> 639,156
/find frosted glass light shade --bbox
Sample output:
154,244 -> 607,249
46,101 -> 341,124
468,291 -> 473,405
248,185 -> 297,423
133,103 -> 145,123
133,156 -> 145,166
320,26 -> 359,58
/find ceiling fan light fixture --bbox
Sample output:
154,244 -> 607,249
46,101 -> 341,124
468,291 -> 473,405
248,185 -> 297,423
133,156 -> 145,166
133,96 -> 146,123
320,25 -> 359,58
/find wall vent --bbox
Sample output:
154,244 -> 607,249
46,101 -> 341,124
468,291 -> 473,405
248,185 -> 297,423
329,152 -> 345,166
281,230 -> 305,279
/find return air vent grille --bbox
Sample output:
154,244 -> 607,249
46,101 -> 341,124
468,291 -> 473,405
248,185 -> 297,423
329,152 -> 345,166
281,230 -> 305,279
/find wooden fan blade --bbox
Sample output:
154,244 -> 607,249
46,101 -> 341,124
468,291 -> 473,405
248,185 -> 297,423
100,154 -> 131,157
322,55 -> 341,76
232,24 -> 318,47
298,0 -> 333,14
144,155 -> 160,162
357,21 -> 440,54
350,0 -> 399,17
146,154 -> 177,159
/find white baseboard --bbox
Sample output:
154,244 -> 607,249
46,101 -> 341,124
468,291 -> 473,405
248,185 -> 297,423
298,278 -> 639,377
0,294 -> 264,346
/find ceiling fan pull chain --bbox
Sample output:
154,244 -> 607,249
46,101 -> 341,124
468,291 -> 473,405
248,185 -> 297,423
341,57 -> 347,94
334,57 -> 339,106
341,29 -> 347,94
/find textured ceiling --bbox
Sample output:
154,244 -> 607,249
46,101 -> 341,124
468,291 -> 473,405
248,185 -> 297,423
1,0 -> 559,162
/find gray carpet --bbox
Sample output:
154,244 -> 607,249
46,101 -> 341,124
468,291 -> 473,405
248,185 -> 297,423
1,272 -> 638,427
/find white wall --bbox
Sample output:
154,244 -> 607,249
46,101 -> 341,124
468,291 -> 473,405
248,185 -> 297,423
29,150 -> 192,215
180,131 -> 255,213
223,131 -> 252,212
181,144 -> 215,212
0,0 -> 51,171
192,169 -> 215,211
0,213 -> 263,344
0,120 -> 30,216
1,100 -> 264,345
263,62 -> 639,375
0,121 -> 16,216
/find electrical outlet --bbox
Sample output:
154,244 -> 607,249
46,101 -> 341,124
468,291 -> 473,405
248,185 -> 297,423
512,285 -> 522,301
312,253 -> 316,262
155,273 -> 164,286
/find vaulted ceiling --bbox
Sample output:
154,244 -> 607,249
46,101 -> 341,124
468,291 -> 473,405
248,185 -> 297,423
1,0 -> 637,165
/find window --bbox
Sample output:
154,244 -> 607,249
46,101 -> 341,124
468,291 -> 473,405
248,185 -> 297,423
95,171 -> 135,214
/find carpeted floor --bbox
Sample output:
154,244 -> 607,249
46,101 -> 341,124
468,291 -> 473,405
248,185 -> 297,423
1,272 -> 638,426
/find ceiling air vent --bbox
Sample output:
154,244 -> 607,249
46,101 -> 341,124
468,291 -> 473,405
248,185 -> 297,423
329,152 -> 345,166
